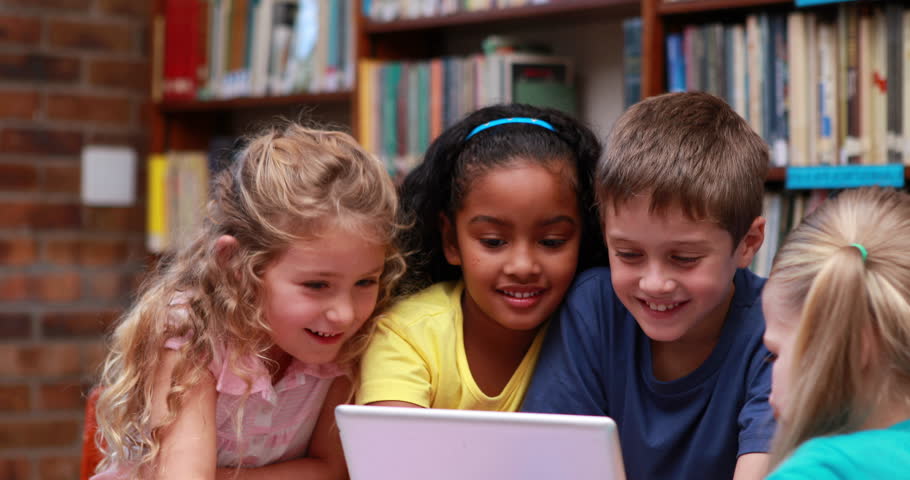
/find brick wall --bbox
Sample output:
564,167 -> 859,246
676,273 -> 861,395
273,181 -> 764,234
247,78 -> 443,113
0,1 -> 150,479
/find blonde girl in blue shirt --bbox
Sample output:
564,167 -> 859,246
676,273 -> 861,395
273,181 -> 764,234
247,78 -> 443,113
762,187 -> 910,478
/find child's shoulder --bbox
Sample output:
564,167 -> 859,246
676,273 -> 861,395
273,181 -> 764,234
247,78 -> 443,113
563,267 -> 618,306
381,280 -> 463,328
727,268 -> 767,327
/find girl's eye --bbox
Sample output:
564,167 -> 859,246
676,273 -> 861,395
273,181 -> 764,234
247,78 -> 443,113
480,238 -> 505,248
615,251 -> 641,259
764,353 -> 778,363
356,278 -> 379,287
302,281 -> 329,290
540,238 -> 567,248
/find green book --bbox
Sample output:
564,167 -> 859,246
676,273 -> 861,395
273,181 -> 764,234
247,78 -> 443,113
514,80 -> 576,116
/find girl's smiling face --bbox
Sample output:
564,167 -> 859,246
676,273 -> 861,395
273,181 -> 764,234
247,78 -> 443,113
261,223 -> 386,366
442,159 -> 582,333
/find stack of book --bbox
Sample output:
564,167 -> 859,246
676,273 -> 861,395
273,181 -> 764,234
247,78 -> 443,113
156,0 -> 354,102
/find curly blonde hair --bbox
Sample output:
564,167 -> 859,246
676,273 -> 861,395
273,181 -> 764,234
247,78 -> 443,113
766,187 -> 910,468
94,123 -> 405,474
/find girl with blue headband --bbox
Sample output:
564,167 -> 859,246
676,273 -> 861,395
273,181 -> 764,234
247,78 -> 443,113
762,187 -> 910,478
356,103 -> 607,411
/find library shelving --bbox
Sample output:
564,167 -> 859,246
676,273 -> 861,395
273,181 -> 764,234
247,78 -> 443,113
148,0 -> 639,251
639,0 -> 910,275
150,0 -> 637,149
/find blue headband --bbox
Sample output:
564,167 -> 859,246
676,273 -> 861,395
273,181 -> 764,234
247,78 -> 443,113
465,117 -> 556,140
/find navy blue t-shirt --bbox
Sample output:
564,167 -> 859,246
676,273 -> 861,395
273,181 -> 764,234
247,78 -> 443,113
522,267 -> 775,480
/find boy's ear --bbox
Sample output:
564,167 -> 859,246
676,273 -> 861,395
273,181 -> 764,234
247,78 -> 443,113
735,216 -> 766,269
439,214 -> 462,266
215,235 -> 239,268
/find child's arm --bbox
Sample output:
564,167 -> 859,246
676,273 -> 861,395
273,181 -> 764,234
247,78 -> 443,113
213,376 -> 351,480
733,340 -> 776,480
733,453 -> 769,480
151,350 -> 218,480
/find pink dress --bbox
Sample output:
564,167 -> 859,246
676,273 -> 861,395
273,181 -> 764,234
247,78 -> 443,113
91,338 -> 343,478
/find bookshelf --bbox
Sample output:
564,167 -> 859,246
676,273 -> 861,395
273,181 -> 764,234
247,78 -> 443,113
150,0 -> 637,148
362,0 -> 637,33
642,0 -> 910,175
148,0 -> 639,251
159,91 -> 353,113
640,0 -> 910,275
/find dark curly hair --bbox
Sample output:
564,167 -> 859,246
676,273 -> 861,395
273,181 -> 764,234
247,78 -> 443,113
396,103 -> 608,295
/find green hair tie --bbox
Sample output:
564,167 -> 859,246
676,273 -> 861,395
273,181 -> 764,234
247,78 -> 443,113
849,243 -> 868,263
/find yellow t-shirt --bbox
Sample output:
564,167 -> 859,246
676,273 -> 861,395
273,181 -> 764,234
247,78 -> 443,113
356,281 -> 547,411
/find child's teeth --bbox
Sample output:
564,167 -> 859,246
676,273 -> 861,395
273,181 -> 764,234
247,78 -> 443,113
309,329 -> 338,337
504,290 -> 540,298
647,302 -> 679,312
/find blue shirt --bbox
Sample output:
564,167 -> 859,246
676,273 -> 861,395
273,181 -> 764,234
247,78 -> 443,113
522,267 -> 775,480
767,419 -> 910,479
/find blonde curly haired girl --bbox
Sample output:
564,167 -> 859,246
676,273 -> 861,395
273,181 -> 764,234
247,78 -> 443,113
92,123 -> 404,479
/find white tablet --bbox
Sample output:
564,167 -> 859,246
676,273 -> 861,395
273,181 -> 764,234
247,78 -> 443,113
335,405 -> 626,480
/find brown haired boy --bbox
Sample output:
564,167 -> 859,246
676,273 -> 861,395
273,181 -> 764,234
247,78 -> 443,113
522,92 -> 774,480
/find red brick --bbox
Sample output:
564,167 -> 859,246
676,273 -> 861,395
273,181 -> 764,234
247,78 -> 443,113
0,202 -> 31,228
0,53 -> 79,84
48,19 -> 133,54
83,206 -> 145,233
42,310 -> 118,338
30,271 -> 81,302
0,163 -> 38,191
0,15 -> 40,45
0,384 -> 29,412
0,128 -> 83,156
43,164 -> 81,195
32,203 -> 82,229
88,58 -> 150,92
0,420 -> 80,448
0,91 -> 39,119
0,274 -> 29,301
4,0 -> 90,9
84,239 -> 130,265
38,456 -> 80,479
0,237 -> 37,265
43,238 -> 79,265
0,312 -> 31,339
83,342 -> 107,375
39,382 -> 87,410
0,459 -> 29,480
47,94 -> 133,126
0,344 -> 81,376
88,271 -> 130,300
98,0 -> 152,17
86,131 -> 145,147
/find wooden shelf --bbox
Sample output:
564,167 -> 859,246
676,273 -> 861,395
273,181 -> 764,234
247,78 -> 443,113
657,0 -> 790,15
158,91 -> 353,113
766,167 -> 786,182
364,0 -> 638,33
765,166 -> 910,185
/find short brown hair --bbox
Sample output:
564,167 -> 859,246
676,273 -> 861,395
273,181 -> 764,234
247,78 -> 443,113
597,92 -> 768,247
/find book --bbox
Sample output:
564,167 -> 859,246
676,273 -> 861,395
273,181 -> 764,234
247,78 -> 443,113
147,154 -> 169,253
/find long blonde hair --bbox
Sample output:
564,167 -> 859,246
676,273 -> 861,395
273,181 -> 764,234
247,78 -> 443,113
766,187 -> 910,468
94,123 -> 405,474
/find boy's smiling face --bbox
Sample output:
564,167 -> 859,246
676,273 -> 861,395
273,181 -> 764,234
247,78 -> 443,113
603,194 -> 764,346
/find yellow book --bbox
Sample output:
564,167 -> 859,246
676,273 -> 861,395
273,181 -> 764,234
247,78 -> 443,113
147,153 -> 169,253
358,60 -> 375,154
